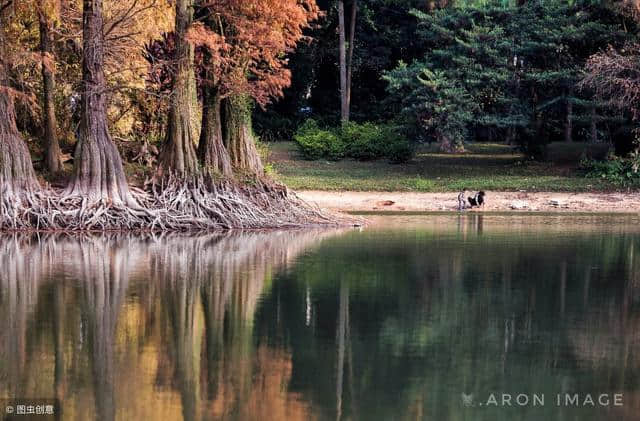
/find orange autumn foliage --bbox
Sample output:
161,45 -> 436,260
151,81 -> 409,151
188,0 -> 320,106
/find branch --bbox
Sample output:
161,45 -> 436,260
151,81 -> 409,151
104,0 -> 140,37
0,0 -> 13,15
104,0 -> 158,38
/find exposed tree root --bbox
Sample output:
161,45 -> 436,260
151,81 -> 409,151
0,177 -> 349,231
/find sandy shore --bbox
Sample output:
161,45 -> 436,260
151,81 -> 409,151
297,190 -> 640,213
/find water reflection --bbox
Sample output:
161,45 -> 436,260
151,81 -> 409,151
0,230 -> 342,421
0,215 -> 639,421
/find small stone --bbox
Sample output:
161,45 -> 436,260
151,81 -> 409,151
510,200 -> 528,210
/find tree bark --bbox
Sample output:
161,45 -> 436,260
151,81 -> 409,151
66,0 -> 136,206
345,0 -> 357,119
39,10 -> 64,173
0,11 -> 38,198
0,90 -> 39,196
223,95 -> 264,176
158,0 -> 199,177
198,87 -> 232,178
564,91 -> 573,143
338,0 -> 348,124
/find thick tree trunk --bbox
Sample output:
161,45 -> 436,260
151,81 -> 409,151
338,0 -> 348,124
223,95 -> 264,176
564,92 -> 573,143
198,87 -> 232,178
1,10 -> 38,199
345,0 -> 357,117
39,11 -> 63,173
66,0 -> 136,206
158,0 -> 199,177
0,90 -> 39,196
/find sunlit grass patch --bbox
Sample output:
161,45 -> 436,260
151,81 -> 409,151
267,141 -> 619,192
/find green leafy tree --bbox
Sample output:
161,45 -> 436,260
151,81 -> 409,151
385,1 -> 633,155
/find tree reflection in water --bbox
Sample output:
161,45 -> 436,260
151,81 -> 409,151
0,229 -> 342,421
1,215 -> 639,421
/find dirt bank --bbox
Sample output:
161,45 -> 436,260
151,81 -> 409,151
297,190 -> 640,213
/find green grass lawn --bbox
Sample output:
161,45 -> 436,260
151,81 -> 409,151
266,141 -> 618,192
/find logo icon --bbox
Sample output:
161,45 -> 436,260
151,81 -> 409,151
461,393 -> 474,407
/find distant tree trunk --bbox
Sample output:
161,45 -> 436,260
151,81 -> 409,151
438,134 -> 464,153
338,0 -> 348,124
564,91 -> 573,143
223,95 -> 264,176
66,0 -> 136,206
531,87 -> 543,142
507,70 -> 521,145
345,0 -> 357,118
590,105 -> 598,143
158,0 -> 199,176
506,126 -> 516,145
198,86 -> 232,177
0,90 -> 39,196
39,10 -> 63,173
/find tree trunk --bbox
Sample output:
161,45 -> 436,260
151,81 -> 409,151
506,126 -> 516,145
223,95 -> 264,176
0,90 -> 39,196
345,0 -> 357,119
564,92 -> 573,143
39,11 -> 64,173
158,0 -> 199,176
198,88 -> 232,178
438,134 -> 464,153
338,0 -> 348,124
0,10 -> 38,198
590,105 -> 598,143
66,0 -> 136,206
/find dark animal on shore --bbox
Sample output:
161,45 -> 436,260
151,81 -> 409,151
468,191 -> 486,208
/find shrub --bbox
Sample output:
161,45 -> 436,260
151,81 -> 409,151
581,149 -> 640,186
294,119 -> 345,160
294,119 -> 413,163
385,136 -> 413,163
341,121 -> 386,160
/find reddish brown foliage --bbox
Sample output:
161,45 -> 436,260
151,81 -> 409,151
582,43 -> 640,119
190,0 -> 320,106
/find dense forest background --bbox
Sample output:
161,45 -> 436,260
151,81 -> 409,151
2,0 -> 640,191
259,0 -> 640,160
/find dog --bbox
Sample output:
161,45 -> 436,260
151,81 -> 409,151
468,191 -> 486,208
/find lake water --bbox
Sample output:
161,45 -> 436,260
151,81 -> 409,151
0,214 -> 639,421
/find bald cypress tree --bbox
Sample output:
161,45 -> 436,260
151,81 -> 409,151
158,0 -> 199,177
66,0 -> 137,206
38,3 -> 64,173
0,4 -> 39,199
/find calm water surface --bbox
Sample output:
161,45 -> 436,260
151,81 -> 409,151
1,214 -> 639,421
